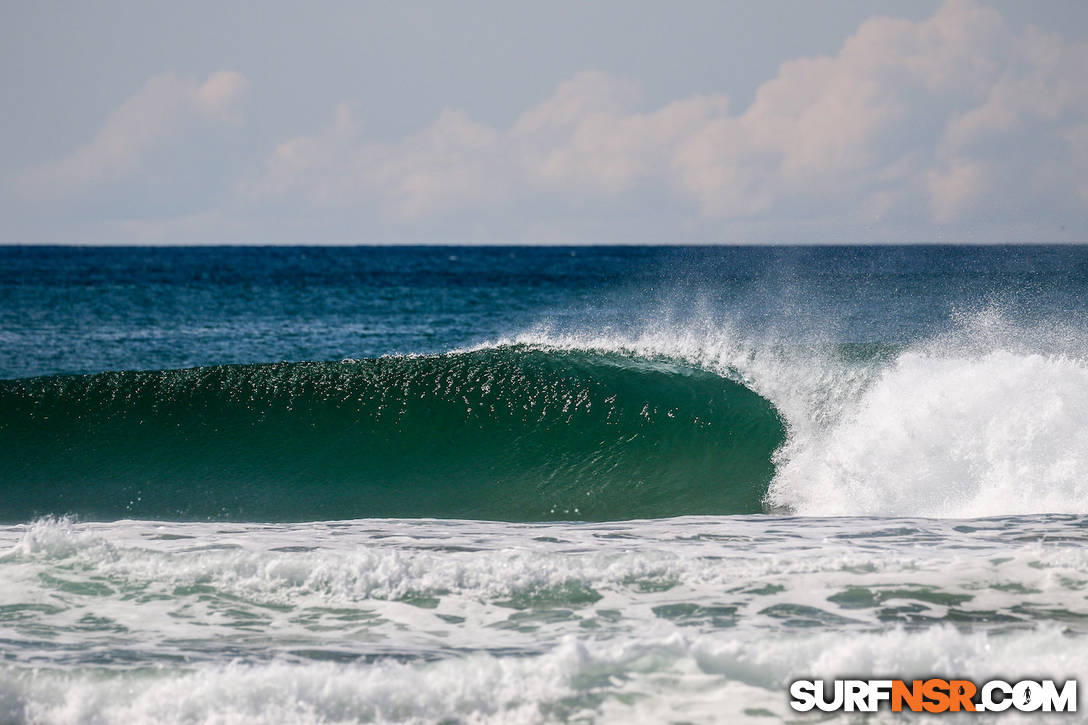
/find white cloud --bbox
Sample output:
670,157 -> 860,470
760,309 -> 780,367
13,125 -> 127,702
21,71 -> 247,198
241,0 -> 1087,233
946,26 -> 1088,147
245,102 -> 505,218
193,71 -> 249,123
245,71 -> 732,220
671,0 -> 1011,220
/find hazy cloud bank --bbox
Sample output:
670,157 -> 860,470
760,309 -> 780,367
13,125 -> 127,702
244,0 -> 1087,234
8,0 -> 1088,243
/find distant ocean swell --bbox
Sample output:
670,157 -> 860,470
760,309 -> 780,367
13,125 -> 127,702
0,346 -> 784,522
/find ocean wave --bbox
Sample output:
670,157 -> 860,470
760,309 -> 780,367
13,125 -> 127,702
4,309 -> 1087,522
0,347 -> 783,522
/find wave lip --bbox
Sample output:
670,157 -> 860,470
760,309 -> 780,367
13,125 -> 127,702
0,345 -> 785,523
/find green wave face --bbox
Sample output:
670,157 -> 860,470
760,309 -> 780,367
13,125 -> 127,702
0,347 -> 785,522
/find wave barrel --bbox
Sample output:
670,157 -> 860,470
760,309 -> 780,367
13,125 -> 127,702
0,347 -> 785,522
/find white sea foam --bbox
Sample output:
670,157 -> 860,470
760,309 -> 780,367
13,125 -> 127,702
0,624 -> 1082,724
2,516 -> 1086,667
3,513 -> 1087,724
770,348 -> 1088,516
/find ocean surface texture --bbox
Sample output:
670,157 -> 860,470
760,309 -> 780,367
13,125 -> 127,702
1,245 -> 1087,724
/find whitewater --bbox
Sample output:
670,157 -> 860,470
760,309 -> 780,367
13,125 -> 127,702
1,245 -> 1087,724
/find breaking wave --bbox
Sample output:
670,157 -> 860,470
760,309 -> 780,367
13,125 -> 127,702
3,309 -> 1087,522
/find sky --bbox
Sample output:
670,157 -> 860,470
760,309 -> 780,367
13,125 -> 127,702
3,0 -> 1088,244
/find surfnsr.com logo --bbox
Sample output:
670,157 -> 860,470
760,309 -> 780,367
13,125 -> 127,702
789,679 -> 1077,713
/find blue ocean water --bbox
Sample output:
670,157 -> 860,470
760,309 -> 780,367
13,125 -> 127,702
1,245 -> 1087,723
3,245 -> 1086,378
